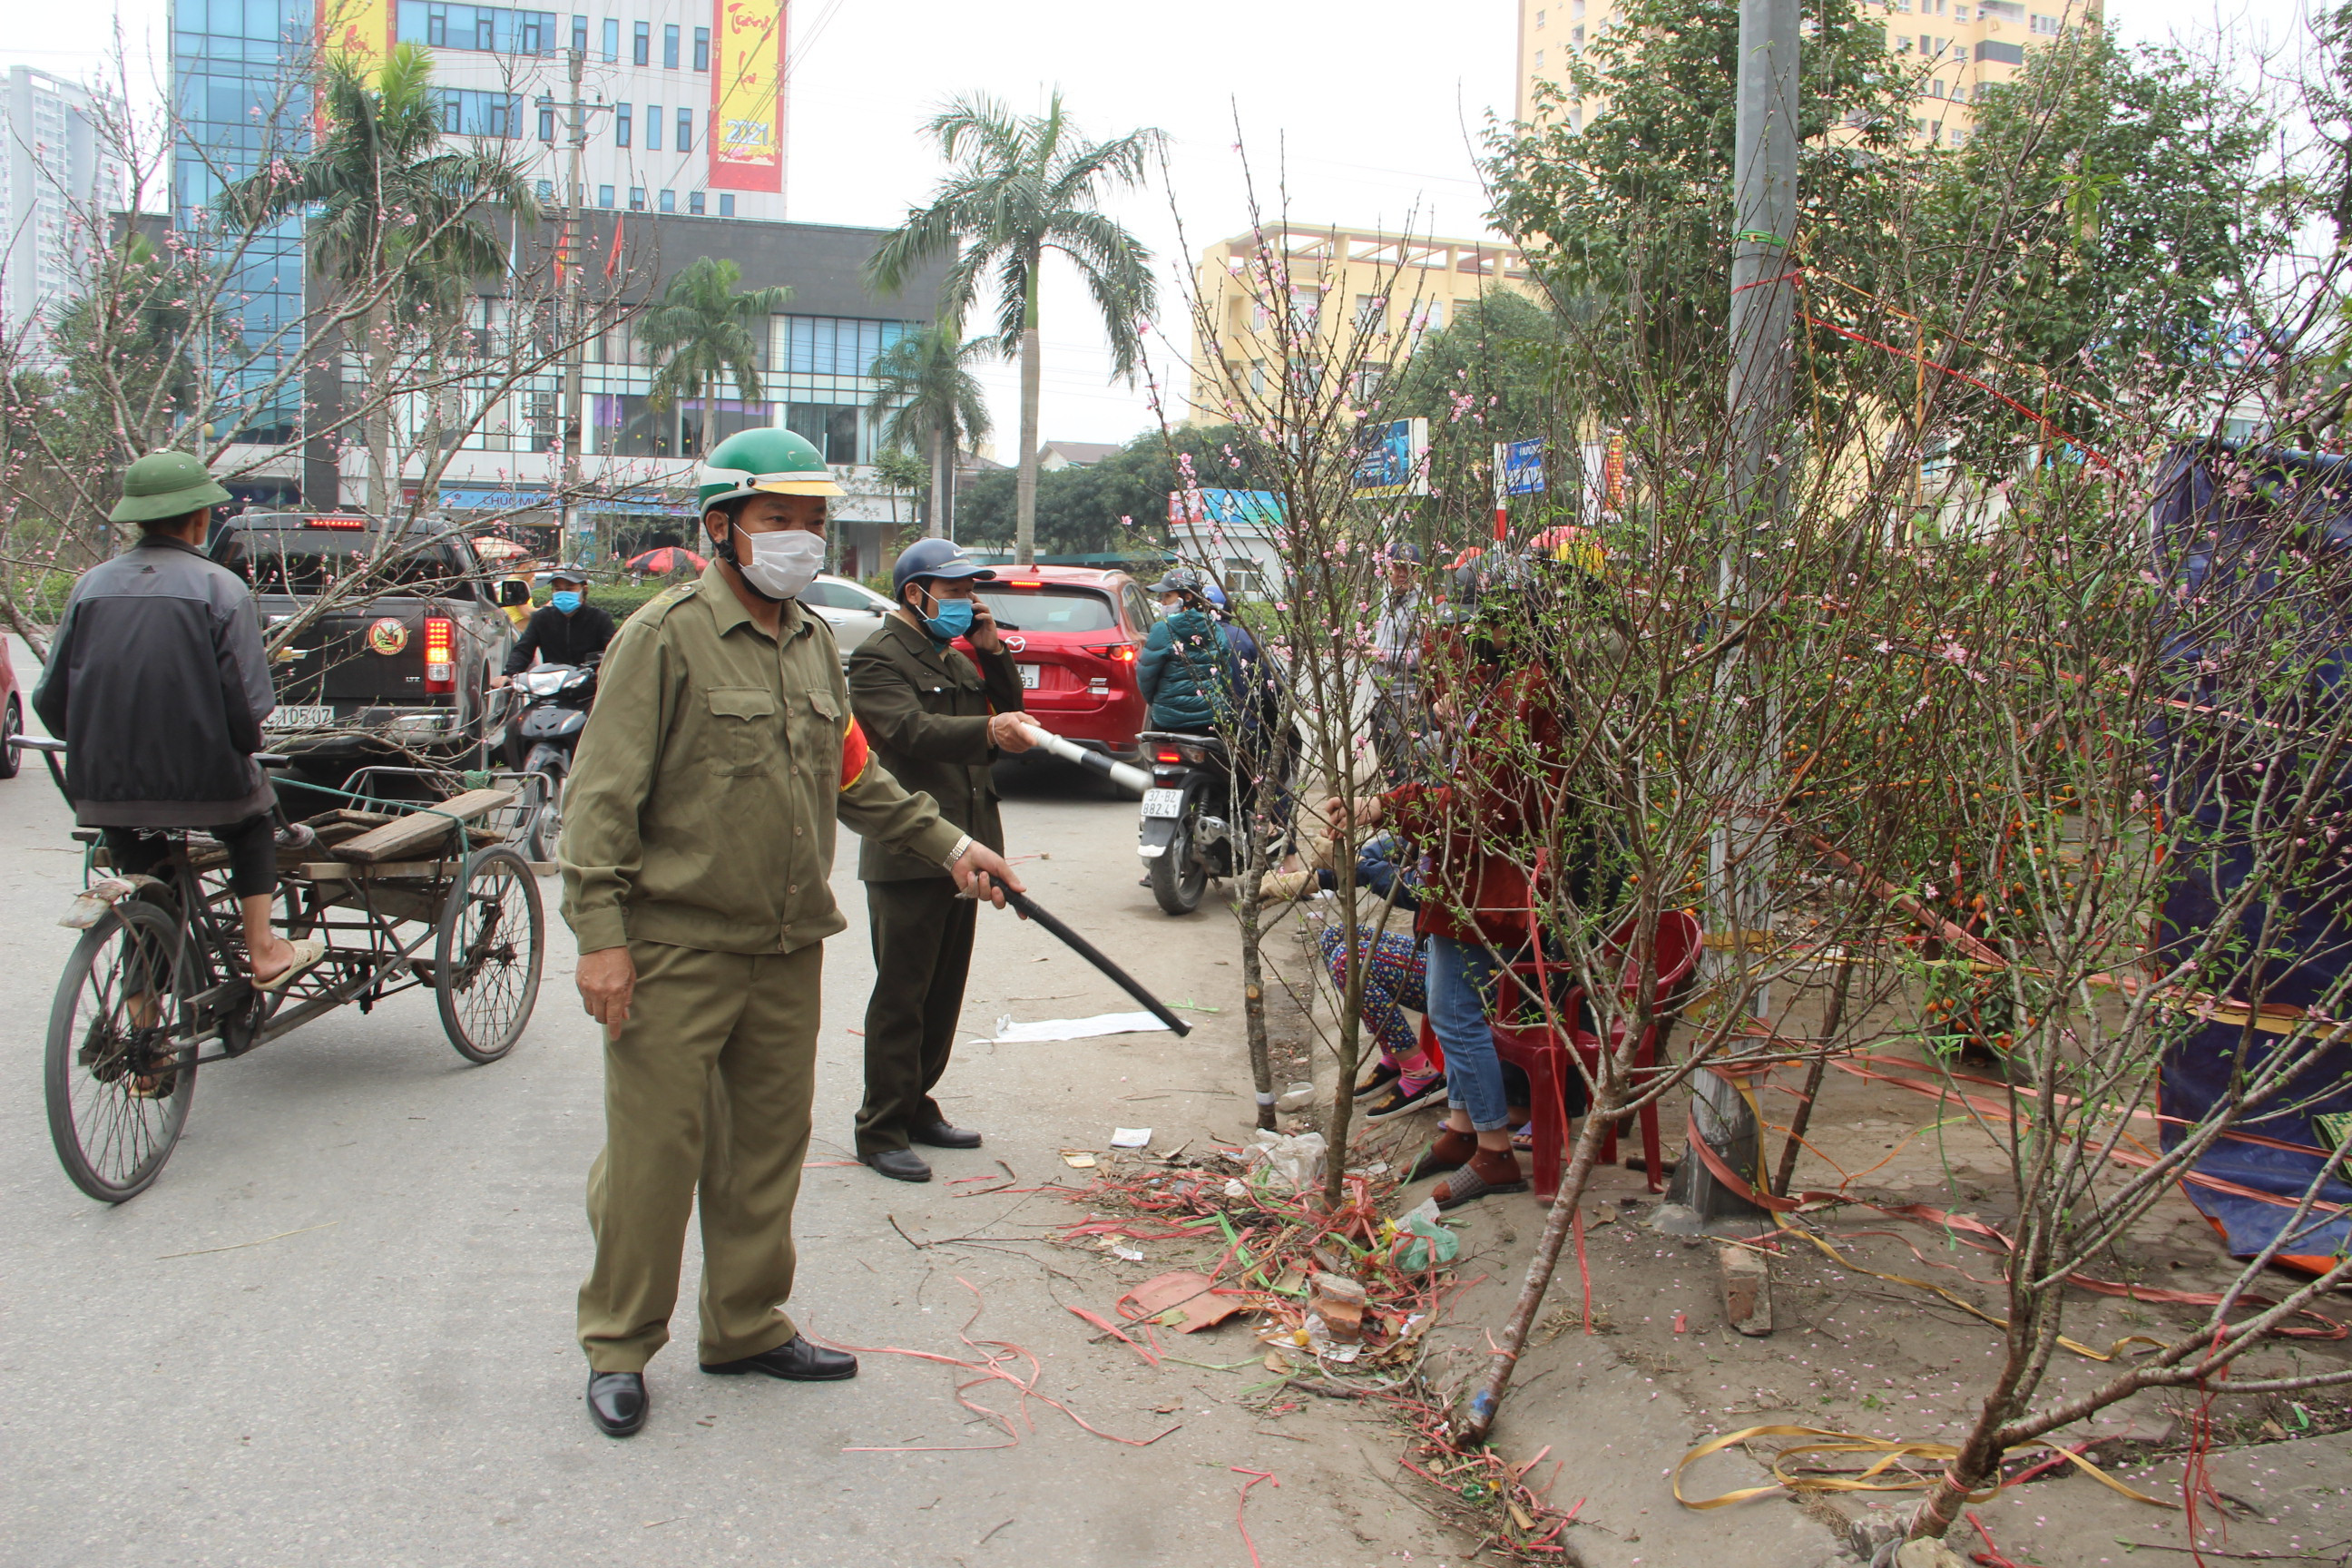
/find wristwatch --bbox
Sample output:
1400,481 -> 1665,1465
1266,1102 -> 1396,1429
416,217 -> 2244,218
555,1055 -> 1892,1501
943,833 -> 975,869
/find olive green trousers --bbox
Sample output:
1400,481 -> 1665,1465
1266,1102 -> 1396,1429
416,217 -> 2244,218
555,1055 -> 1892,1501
577,939 -> 822,1373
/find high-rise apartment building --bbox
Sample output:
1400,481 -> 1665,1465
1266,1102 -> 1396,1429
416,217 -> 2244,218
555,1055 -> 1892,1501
0,66 -> 127,364
1189,224 -> 1536,423
1514,0 -> 2096,148
351,2 -> 789,221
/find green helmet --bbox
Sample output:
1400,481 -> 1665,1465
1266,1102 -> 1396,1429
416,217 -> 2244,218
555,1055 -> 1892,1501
695,427 -> 845,512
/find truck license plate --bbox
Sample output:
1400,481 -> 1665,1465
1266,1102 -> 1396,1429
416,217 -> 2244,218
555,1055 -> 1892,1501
263,705 -> 335,730
1018,663 -> 1041,689
1140,788 -> 1185,819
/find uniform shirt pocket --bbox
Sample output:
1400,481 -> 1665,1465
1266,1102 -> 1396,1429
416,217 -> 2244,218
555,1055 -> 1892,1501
789,688 -> 843,783
706,686 -> 780,777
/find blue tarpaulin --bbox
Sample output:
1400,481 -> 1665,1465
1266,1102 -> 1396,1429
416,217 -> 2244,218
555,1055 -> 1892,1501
2150,442 -> 2352,1263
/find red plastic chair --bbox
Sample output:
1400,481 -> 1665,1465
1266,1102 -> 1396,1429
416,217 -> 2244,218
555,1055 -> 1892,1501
1416,912 -> 1700,1200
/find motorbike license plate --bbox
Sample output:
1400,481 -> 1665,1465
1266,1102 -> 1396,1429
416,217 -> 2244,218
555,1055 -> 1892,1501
263,705 -> 335,730
1140,788 -> 1185,819
1018,663 -> 1041,689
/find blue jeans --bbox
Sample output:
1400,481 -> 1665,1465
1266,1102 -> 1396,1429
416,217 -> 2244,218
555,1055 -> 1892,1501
1426,934 -> 1510,1132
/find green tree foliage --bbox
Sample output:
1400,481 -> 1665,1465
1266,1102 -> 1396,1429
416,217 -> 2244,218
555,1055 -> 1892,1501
866,93 -> 1162,564
867,326 -> 993,536
1485,0 -> 1914,419
956,424 -> 1253,557
636,256 -> 791,453
1383,290 -> 1565,532
1935,28 -> 2281,464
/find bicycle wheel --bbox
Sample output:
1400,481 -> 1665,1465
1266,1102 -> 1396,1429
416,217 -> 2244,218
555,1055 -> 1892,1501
45,897 -> 195,1201
434,845 -> 544,1063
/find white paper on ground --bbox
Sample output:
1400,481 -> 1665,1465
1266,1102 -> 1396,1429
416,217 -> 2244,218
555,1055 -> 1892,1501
981,1011 -> 1172,1044
1109,1127 -> 1153,1148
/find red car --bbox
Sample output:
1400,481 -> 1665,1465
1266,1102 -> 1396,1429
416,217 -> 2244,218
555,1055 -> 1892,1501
965,564 -> 1156,762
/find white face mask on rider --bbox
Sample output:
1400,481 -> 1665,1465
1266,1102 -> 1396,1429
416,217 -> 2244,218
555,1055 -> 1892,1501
733,526 -> 826,600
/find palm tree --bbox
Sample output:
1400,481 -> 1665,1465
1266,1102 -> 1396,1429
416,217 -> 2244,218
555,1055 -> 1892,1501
866,93 -> 1161,565
871,445 -> 930,577
219,42 -> 539,514
867,326 -> 993,539
637,257 -> 792,456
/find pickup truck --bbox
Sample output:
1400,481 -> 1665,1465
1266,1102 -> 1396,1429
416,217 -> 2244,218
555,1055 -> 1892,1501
207,512 -> 521,781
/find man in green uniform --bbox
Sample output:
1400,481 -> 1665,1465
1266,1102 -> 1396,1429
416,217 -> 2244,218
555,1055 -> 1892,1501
560,427 -> 1022,1439
847,537 -> 1034,1181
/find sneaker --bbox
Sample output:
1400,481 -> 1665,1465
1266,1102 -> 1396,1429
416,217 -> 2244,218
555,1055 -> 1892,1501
1352,1061 -> 1402,1101
1363,1072 -> 1447,1122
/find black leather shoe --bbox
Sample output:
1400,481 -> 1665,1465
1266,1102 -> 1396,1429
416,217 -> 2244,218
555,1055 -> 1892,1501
862,1147 -> 933,1181
586,1371 -> 646,1437
909,1120 -> 983,1150
701,1333 -> 858,1380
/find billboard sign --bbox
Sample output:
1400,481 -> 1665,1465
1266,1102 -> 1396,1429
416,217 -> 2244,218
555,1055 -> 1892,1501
1352,416 -> 1429,497
318,0 -> 392,69
710,0 -> 786,193
1168,487 -> 1285,529
1497,437 -> 1545,498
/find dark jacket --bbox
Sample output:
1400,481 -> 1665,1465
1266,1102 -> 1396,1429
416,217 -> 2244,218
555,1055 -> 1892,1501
1137,607 -> 1231,731
33,534 -> 276,828
846,614 -> 1024,882
504,602 -> 617,675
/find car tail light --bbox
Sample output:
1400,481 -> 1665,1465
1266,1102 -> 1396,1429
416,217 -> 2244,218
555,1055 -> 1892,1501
1085,642 -> 1139,662
1007,579 -> 1044,588
309,515 -> 368,530
423,617 -> 456,692
1154,748 -> 1184,764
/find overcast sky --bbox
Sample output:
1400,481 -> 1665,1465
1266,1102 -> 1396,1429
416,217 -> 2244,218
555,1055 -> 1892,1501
0,0 -> 2318,449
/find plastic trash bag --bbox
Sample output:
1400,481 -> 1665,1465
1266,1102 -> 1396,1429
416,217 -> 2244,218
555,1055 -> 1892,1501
1241,1130 -> 1327,1193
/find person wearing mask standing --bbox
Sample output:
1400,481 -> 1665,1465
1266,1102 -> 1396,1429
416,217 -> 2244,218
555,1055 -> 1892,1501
495,566 -> 615,686
560,427 -> 1024,1439
1369,543 -> 1428,784
845,538 -> 1034,1182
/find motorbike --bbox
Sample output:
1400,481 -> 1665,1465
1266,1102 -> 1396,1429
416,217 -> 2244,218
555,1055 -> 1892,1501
507,658 -> 597,858
1135,729 -> 1236,916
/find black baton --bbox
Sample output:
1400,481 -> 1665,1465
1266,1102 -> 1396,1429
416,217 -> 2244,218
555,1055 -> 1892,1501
1001,887 -> 1193,1037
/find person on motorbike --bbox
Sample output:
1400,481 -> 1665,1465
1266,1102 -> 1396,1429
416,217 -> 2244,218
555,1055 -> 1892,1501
1137,567 -> 1232,734
495,566 -> 616,688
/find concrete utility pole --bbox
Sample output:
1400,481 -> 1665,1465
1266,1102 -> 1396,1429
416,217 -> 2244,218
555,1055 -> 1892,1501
1711,0 -> 1799,1031
546,46 -> 595,570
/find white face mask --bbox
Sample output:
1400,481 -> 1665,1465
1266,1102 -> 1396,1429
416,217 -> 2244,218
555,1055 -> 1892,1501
733,526 -> 826,600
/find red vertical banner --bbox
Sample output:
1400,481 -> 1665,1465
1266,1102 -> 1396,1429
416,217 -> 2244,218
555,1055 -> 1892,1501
709,1 -> 786,193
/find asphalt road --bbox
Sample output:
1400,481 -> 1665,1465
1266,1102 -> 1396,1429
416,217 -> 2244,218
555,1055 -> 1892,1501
0,638 -> 1445,1568
0,636 -> 1838,1568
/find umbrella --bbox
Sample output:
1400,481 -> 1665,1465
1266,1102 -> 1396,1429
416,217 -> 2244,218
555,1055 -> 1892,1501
473,536 -> 530,561
627,546 -> 709,575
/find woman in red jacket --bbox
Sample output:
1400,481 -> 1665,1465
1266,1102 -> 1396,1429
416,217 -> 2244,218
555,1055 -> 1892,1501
1331,557 -> 1582,1207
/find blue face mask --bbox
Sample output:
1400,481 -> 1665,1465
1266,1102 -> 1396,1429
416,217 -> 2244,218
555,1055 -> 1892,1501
551,591 -> 583,613
921,595 -> 975,642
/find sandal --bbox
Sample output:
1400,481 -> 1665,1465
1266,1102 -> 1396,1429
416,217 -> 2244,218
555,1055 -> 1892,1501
1407,1129 -> 1479,1182
254,936 -> 327,994
1434,1152 -> 1530,1210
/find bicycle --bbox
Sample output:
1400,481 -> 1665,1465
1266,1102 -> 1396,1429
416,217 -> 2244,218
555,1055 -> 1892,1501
16,736 -> 545,1201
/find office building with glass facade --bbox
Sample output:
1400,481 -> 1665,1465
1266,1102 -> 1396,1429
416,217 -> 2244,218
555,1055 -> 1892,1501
170,0 -> 314,442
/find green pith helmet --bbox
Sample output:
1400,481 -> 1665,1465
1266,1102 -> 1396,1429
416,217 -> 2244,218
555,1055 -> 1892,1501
110,450 -> 234,524
694,427 -> 845,512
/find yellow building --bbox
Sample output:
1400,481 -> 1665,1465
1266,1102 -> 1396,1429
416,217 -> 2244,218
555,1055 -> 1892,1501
1188,224 -> 1538,424
1514,0 -> 2098,148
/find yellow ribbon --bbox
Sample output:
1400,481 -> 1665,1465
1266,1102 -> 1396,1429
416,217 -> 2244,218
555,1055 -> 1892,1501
1673,1423 -> 2175,1510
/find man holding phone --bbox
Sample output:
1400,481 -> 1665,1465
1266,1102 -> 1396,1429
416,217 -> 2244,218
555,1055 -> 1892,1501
845,538 -> 1034,1181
